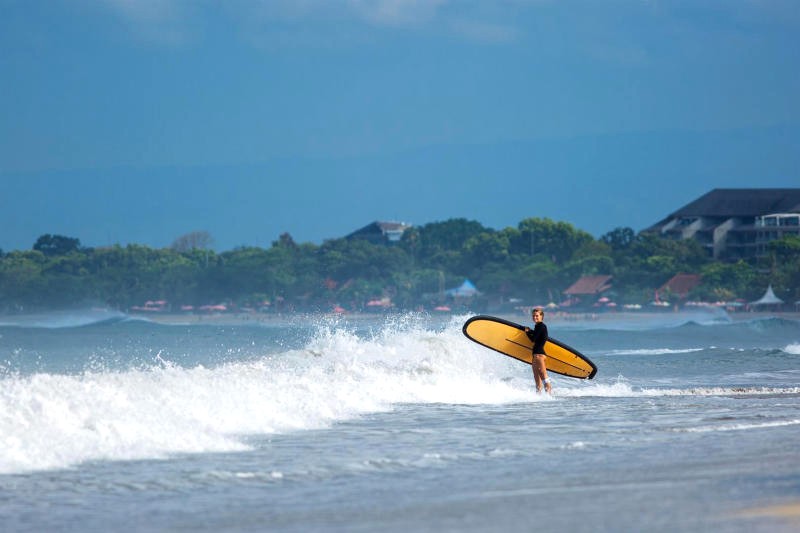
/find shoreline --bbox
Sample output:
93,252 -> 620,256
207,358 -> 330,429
126,309 -> 800,327
2,307 -> 797,328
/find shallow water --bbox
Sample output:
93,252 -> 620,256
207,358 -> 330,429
1,310 -> 799,532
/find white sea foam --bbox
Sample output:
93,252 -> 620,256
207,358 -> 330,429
0,317 -> 533,474
784,343 -> 800,355
561,441 -> 587,450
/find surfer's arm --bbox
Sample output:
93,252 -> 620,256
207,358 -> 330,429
523,327 -> 535,342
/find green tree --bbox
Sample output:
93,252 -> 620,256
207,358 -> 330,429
693,261 -> 758,301
463,231 -> 511,267
171,230 -> 213,253
33,234 -> 81,256
764,235 -> 800,302
563,255 -> 615,282
263,242 -> 301,299
768,234 -> 800,264
212,247 -> 273,302
409,218 -> 487,261
516,258 -> 561,302
318,238 -> 411,284
600,227 -> 636,250
3,214 -> 793,312
41,251 -> 91,307
614,233 -> 710,295
0,251 -> 47,308
514,218 -> 594,264
572,240 -> 613,261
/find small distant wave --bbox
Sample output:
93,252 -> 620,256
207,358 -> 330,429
555,383 -> 800,398
608,347 -> 706,356
675,419 -> 800,433
664,316 -> 800,339
641,386 -> 800,396
734,316 -> 800,330
0,309 -> 127,329
562,313 -> 800,334
551,309 -> 732,332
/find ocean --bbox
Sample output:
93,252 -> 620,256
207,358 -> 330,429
1,309 -> 799,532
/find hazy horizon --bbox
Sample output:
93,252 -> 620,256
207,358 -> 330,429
2,1 -> 799,252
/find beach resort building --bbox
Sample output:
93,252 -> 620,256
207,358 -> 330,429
562,275 -> 613,306
658,273 -> 702,301
346,221 -> 412,245
645,188 -> 800,260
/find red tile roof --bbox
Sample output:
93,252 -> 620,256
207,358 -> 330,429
659,273 -> 701,297
563,275 -> 613,295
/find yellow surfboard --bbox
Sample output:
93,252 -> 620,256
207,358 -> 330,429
462,315 -> 597,379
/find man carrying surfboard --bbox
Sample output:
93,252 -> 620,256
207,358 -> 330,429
524,307 -> 552,393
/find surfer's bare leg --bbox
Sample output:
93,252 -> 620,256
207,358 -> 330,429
532,362 -> 542,392
534,354 -> 551,393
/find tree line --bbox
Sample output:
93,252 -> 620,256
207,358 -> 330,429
1,218 -> 798,313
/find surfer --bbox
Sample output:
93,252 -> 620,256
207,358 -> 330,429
524,307 -> 552,393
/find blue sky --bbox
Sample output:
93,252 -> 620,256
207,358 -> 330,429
2,0 -> 799,251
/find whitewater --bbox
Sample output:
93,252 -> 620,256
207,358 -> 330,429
1,310 -> 799,532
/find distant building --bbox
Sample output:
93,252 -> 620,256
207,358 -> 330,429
749,285 -> 784,310
346,221 -> 412,245
445,279 -> 480,298
563,275 -> 613,306
645,188 -> 800,260
659,273 -> 702,300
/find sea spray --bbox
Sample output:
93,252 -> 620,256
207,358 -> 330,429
3,314 -> 798,475
0,316 -> 532,474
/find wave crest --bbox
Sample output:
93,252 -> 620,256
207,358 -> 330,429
0,318 -> 532,474
0,309 -> 126,329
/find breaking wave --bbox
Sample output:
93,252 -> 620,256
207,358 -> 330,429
2,313 -> 797,475
0,316 -> 531,474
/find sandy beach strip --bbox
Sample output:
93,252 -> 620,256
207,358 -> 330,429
736,501 -> 800,518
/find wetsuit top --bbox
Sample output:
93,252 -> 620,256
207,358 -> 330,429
526,322 -> 548,355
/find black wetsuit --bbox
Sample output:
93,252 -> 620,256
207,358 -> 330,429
526,322 -> 548,356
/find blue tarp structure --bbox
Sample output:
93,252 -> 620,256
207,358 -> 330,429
446,279 -> 479,297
